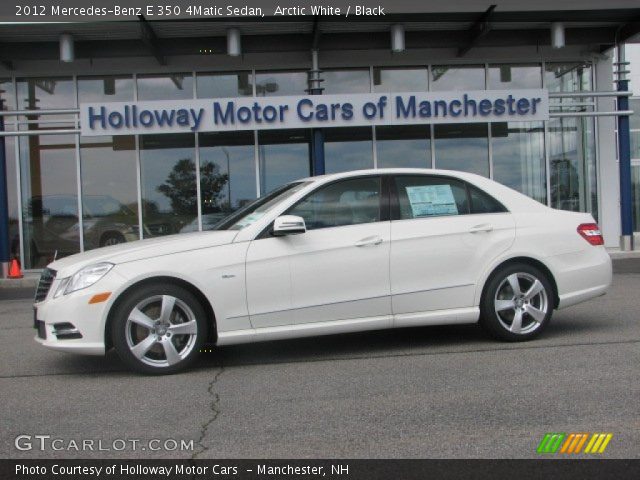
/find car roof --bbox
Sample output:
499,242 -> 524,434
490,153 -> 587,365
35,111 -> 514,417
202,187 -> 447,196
296,168 -> 548,213
298,168 -> 488,184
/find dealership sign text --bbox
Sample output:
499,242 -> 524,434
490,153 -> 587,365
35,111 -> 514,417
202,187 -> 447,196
80,90 -> 549,136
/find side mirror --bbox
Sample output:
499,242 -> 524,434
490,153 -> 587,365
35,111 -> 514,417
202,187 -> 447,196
272,215 -> 306,236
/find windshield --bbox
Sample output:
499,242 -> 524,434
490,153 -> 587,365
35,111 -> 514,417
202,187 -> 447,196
213,182 -> 310,231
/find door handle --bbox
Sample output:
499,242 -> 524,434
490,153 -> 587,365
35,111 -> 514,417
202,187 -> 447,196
355,236 -> 383,247
469,224 -> 494,234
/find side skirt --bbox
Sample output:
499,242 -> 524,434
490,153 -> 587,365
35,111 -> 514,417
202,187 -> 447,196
216,307 -> 479,346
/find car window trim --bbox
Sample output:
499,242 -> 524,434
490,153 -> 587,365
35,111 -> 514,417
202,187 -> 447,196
466,183 -> 509,214
390,173 -> 510,221
212,181 -> 305,231
390,173 -> 470,221
255,174 -> 389,240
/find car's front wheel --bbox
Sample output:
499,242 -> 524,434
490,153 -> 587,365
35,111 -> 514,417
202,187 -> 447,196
111,284 -> 208,374
480,264 -> 553,341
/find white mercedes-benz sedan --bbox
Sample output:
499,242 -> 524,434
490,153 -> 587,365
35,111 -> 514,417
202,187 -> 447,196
33,169 -> 612,374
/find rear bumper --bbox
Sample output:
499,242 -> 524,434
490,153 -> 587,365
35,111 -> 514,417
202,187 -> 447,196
552,247 -> 612,309
558,283 -> 609,309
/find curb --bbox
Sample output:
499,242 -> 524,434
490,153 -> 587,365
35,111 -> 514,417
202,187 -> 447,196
0,275 -> 39,289
608,251 -> 640,259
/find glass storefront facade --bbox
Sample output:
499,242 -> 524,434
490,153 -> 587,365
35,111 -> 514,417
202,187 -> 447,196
632,100 -> 640,232
545,62 -> 598,218
78,76 -> 138,252
1,61 -> 602,269
0,79 -> 18,267
632,97 -> 640,232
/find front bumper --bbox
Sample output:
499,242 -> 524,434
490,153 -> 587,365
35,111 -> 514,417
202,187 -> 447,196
33,269 -> 127,356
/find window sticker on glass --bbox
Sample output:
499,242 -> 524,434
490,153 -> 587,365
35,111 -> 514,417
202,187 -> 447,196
405,185 -> 458,217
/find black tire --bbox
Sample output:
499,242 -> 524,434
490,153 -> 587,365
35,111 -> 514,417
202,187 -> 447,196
100,232 -> 126,247
111,283 -> 208,375
480,263 -> 554,342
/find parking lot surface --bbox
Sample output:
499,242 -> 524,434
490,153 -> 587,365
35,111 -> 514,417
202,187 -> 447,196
0,260 -> 638,458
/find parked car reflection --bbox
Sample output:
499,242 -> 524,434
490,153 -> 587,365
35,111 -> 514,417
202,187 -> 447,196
23,195 -> 136,265
83,196 -> 140,248
23,195 -> 195,266
24,195 -> 82,266
179,212 -> 228,233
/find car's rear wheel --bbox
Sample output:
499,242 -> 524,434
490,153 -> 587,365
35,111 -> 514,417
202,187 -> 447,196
480,264 -> 553,341
111,284 -> 207,374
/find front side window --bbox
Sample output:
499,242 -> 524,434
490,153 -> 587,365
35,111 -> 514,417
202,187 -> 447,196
394,176 -> 468,220
287,177 -> 382,231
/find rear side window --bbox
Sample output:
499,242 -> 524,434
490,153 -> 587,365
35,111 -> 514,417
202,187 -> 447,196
394,176 -> 469,220
468,185 -> 507,214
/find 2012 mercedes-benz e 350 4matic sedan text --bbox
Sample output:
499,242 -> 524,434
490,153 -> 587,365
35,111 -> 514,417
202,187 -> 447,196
33,169 -> 612,374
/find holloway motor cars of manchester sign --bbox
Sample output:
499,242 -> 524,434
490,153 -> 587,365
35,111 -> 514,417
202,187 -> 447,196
79,89 -> 549,137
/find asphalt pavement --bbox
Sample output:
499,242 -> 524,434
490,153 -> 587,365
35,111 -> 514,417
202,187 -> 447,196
0,260 -> 638,459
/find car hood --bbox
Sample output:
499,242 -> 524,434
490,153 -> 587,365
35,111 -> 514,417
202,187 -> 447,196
48,230 -> 239,276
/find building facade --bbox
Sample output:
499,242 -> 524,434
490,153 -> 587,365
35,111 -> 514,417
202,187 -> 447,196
628,44 -> 640,232
0,6 -> 638,271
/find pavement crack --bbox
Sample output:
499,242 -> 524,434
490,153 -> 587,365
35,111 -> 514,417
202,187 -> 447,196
191,363 -> 224,459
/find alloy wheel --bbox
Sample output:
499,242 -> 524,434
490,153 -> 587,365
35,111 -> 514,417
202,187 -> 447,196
494,272 -> 549,335
125,294 -> 198,368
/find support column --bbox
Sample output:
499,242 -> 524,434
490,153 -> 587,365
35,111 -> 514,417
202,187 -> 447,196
308,49 -> 325,176
595,54 -> 621,248
311,129 -> 325,176
616,45 -> 634,251
0,100 -> 9,277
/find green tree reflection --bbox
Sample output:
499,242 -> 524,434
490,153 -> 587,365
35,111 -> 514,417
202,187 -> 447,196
157,158 -> 229,215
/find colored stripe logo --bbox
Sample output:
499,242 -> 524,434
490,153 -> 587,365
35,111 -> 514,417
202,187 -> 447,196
537,433 -> 613,454
583,433 -> 613,454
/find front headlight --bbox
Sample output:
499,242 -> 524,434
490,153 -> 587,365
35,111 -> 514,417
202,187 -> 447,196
54,262 -> 114,297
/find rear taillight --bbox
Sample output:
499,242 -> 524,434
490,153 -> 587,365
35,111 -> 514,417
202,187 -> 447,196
577,223 -> 604,246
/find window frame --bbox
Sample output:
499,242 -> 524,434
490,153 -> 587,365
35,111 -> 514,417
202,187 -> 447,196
213,181 -> 305,231
389,174 -> 509,221
466,183 -> 509,215
257,174 -> 391,238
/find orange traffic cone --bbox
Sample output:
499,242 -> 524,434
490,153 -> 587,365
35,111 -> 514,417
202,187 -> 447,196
8,258 -> 23,279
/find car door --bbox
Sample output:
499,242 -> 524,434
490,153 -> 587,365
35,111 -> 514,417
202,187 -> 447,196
389,174 -> 515,319
245,176 -> 392,329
